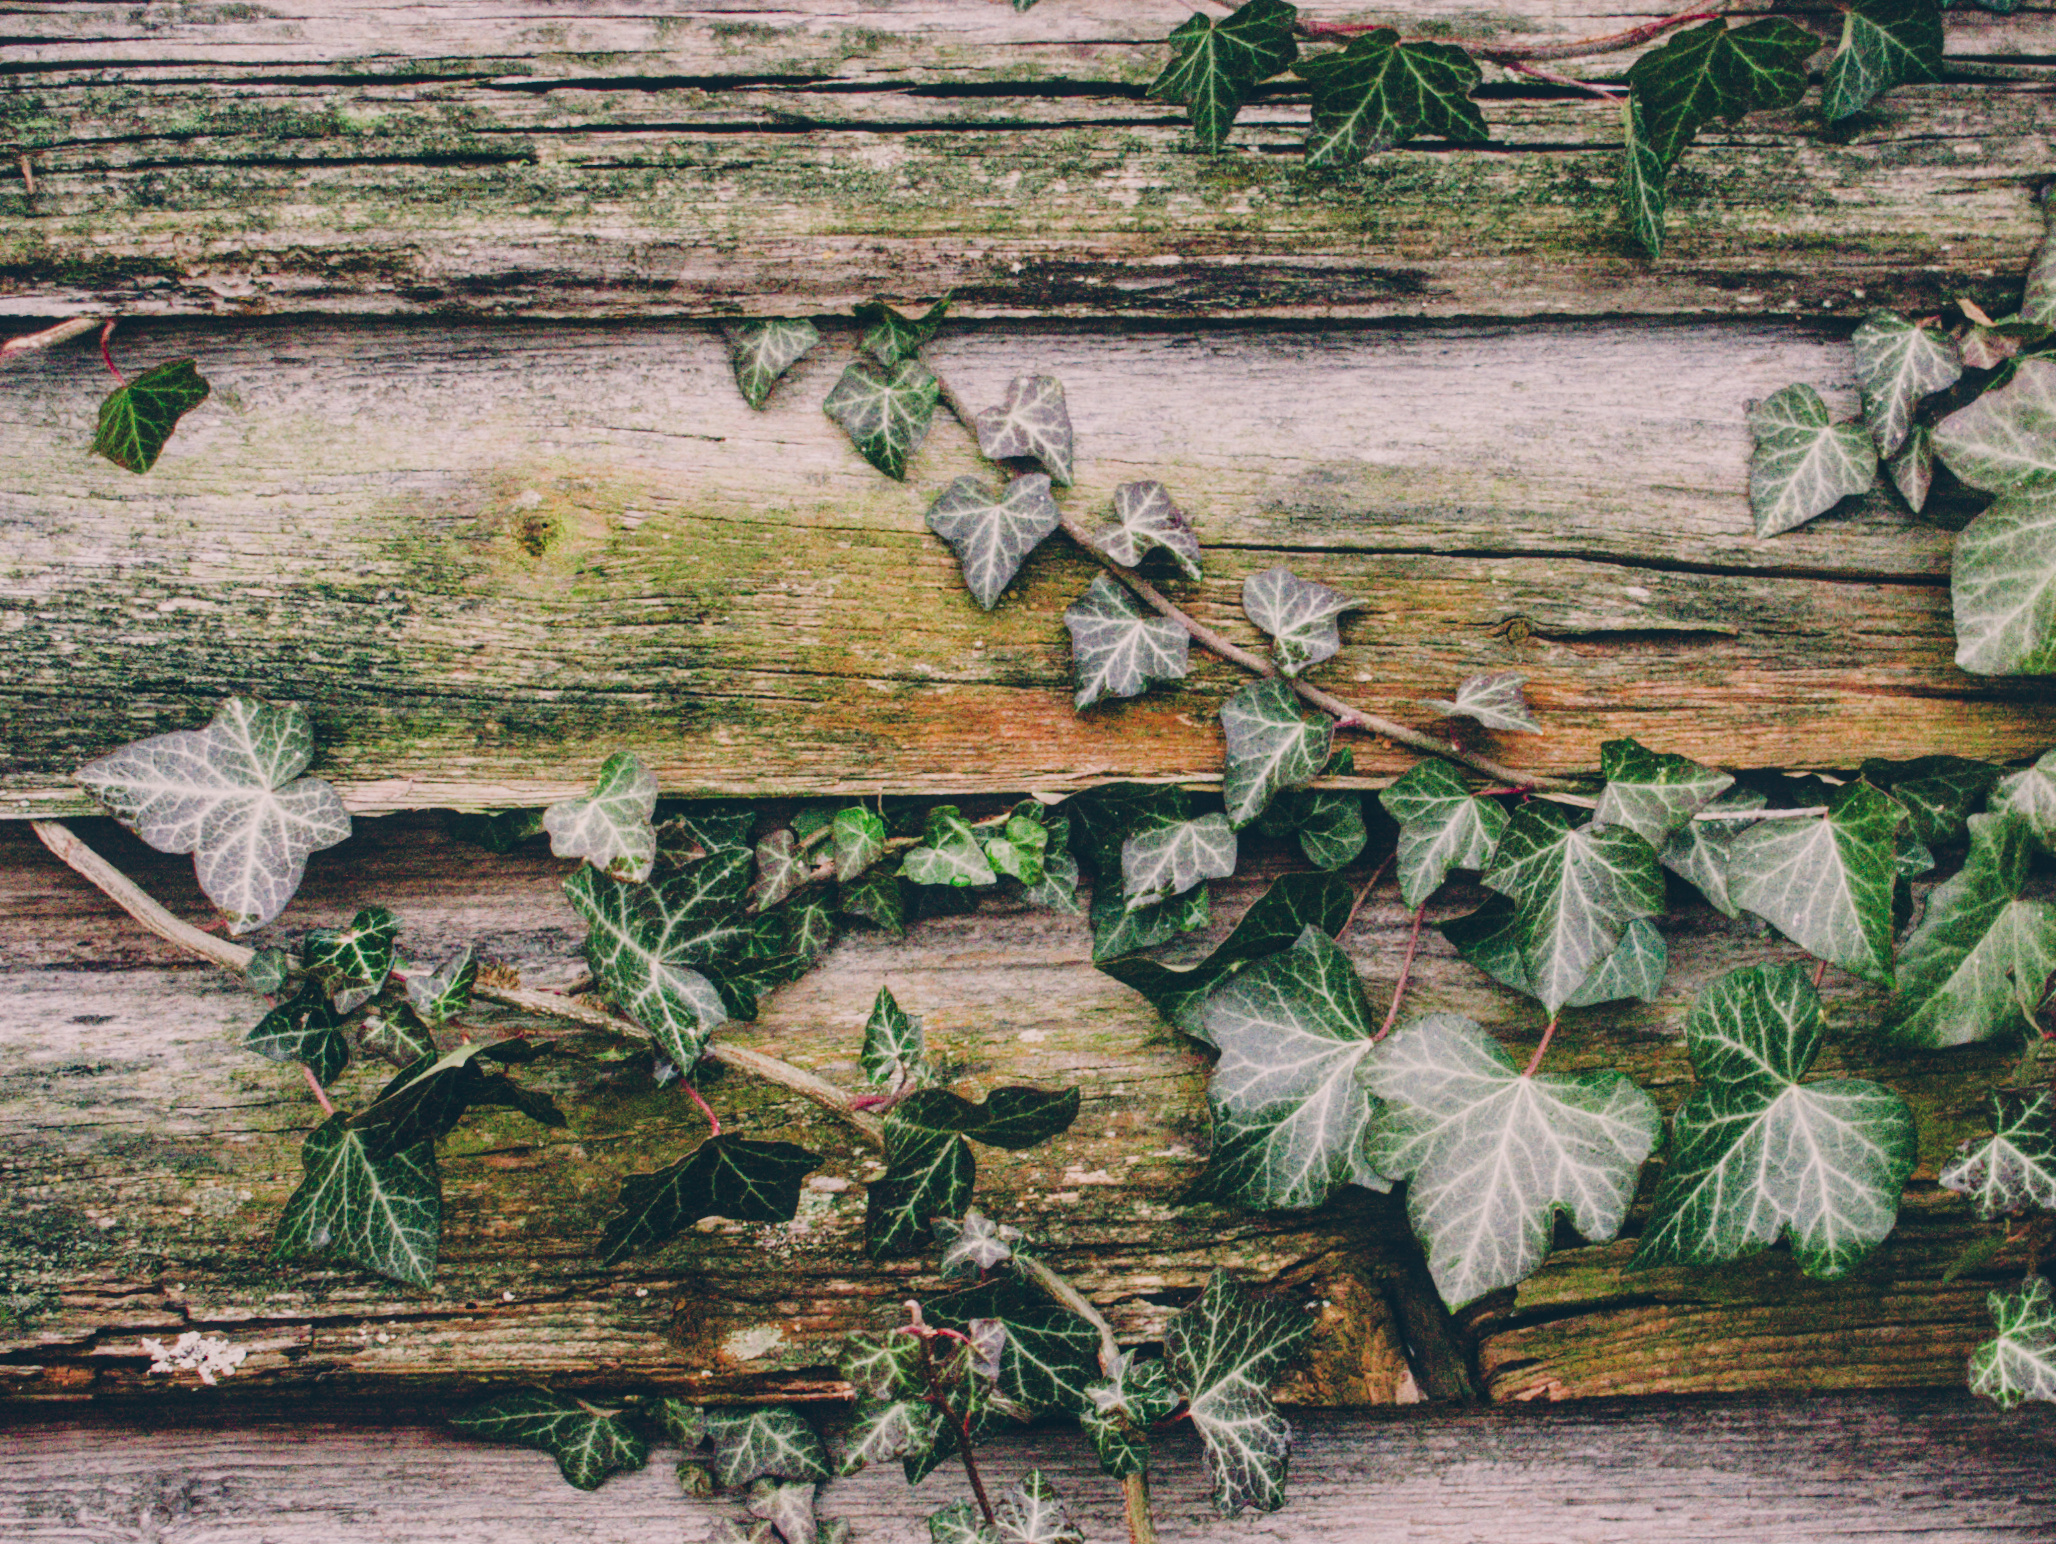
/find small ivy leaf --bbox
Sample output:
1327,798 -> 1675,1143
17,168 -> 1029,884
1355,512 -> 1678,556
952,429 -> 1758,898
902,805 -> 999,889
1593,738 -> 1735,847
1196,926 -> 1391,1210
652,1397 -> 706,1447
983,814 -> 1049,887
785,895 -> 836,962
1023,839 -> 1084,913
598,1135 -> 819,1264
833,806 -> 887,882
891,1085 -> 1082,1151
856,296 -> 950,366
1440,899 -> 1666,1009
865,1130 -> 975,1259
1294,28 -> 1486,166
74,696 -> 351,934
450,1389 -> 648,1491
1093,481 -> 1202,579
1972,1277 -> 2056,1408
543,751 -> 660,883
358,1008 -> 435,1069
824,357 -> 940,481
1747,384 -> 1880,537
1658,786 -> 1766,918
566,857 -> 749,1069
677,1461 -> 717,1500
1942,1091 -> 2056,1219
928,1500 -> 993,1544
1617,94 -> 1668,259
1146,0 -> 1299,151
705,1407 -> 833,1488
861,984 -> 930,1089
965,1319 -> 1009,1386
935,1208 -> 1024,1279
273,1116 -> 440,1288
839,1331 -> 925,1402
839,867 -> 908,936
1121,813 -> 1237,911
1995,749 -> 2056,854
1163,1270 -> 1313,1516
927,1278 -> 1103,1417
1419,671 -> 1540,734
1949,488 -> 2056,676
1381,759 -> 1510,909
1220,679 -> 1334,830
749,829 -> 813,912
1822,0 -> 1943,124
1632,964 -> 1917,1279
304,905 -> 401,1014
927,473 -> 1061,610
1625,19 -> 1817,169
1366,1015 -> 1661,1308
1859,754 -> 2000,846
1727,782 -> 1903,986
1850,311 -> 1962,459
725,319 -> 820,410
1933,357 -> 2056,496
246,947 -> 291,995
92,357 -> 210,473
659,803 -> 755,862
992,1471 -> 1083,1544
1290,790 -> 1367,871
247,983 -> 351,1087
1082,1354 -> 1178,1478
404,947 -> 477,1032
839,1397 -> 943,1476
1241,566 -> 1358,677
1888,422 -> 1935,511
975,375 -> 1075,486
748,1479 -> 818,1544
1063,575 -> 1191,711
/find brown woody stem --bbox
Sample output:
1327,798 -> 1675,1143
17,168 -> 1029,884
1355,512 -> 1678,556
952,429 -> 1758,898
1,315 -> 100,361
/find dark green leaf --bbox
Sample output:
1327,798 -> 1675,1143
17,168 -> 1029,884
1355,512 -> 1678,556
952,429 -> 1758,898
1295,28 -> 1485,165
856,296 -> 950,366
839,1330 -> 925,1402
975,375 -> 1075,486
1860,755 -> 2000,845
598,1135 -> 819,1263
929,1501 -> 992,1544
1147,0 -> 1299,150
451,1389 -> 648,1490
1440,898 -> 1666,1008
865,1130 -> 975,1259
543,750 -> 659,882
928,1278 -> 1101,1417
839,867 -> 907,936
1092,481 -> 1202,579
1091,880 -> 1210,961
888,1085 -> 1081,1152
1822,0 -> 1942,123
1995,749 -> 2056,854
749,828 -> 813,912
92,357 -> 209,473
1850,311 -> 1961,458
273,1116 -> 440,1288
247,982 -> 351,1086
1728,782 -> 1903,985
1617,93 -> 1668,258
839,1397 -> 943,1475
704,1406 -> 832,1487
304,905 -> 401,1014
824,357 -> 939,480
1220,679 -> 1333,829
1933,358 -> 2056,495
927,473 -> 1061,610
1082,1354 -> 1178,1478
652,1397 -> 706,1446
1941,1090 -> 2056,1219
246,947 -> 291,995
1594,738 -> 1735,847
347,1039 -> 548,1159
1625,19 -> 1818,169
1291,790 -> 1367,870
725,319 -> 820,409
404,947 -> 476,1032
1064,575 -> 1191,710
1163,1271 -> 1313,1515
1381,759 -> 1509,909
833,806 -> 888,882
1419,671 -> 1540,733
1658,787 -> 1766,918
861,984 -> 930,1089
658,803 -> 755,861
1748,383 -> 1878,537
1950,488 -> 2056,676
1122,812 -> 1236,910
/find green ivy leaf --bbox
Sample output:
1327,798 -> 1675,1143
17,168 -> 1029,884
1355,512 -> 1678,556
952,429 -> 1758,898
825,357 -> 940,480
1888,421 -> 1935,511
1220,679 -> 1333,829
704,1406 -> 832,1487
749,828 -> 813,912
450,1389 -> 648,1490
724,318 -> 820,409
1850,311 -> 1961,458
1294,28 -> 1485,166
1441,900 -> 1667,1009
92,357 -> 209,473
974,375 -> 1075,486
1091,880 -> 1209,961
861,984 -> 930,1089
891,1085 -> 1081,1151
1727,782 -> 1902,985
839,1397 -> 943,1475
1091,481 -> 1202,579
1419,671 -> 1539,734
839,867 -> 907,936
1241,566 -> 1357,677
273,1116 -> 440,1287
903,806 -> 999,888
1081,1354 -> 1178,1478
1286,789 -> 1367,871
598,1135 -> 819,1263
866,1130 -> 975,1259
659,803 -> 755,861
1147,0 -> 1299,150
247,983 -> 351,1086
1632,964 -> 1917,1279
1942,1091 -> 2056,1218
928,1278 -> 1101,1417
1995,749 -> 2056,853
1822,0 -> 1943,123
1860,755 -> 2001,845
1121,812 -> 1236,911
1381,759 -> 1510,909
74,696 -> 351,934
1747,383 -> 1879,537
840,1330 -> 925,1401
1063,575 -> 1191,710
1972,1277 -> 2056,1408
1594,739 -> 1735,847
832,806 -> 888,882
1617,94 -> 1669,258
245,946 -> 291,995
992,1470 -> 1083,1544
928,1500 -> 992,1544
543,750 -> 659,883
856,296 -> 950,366
1625,18 -> 1817,168
984,813 -> 1049,887
404,947 -> 477,1032
1658,787 -> 1765,918
303,904 -> 401,1013
348,1039 -> 556,1158
748,1479 -> 819,1544
1933,358 -> 2056,495
927,473 -> 1061,610
1163,1270 -> 1313,1516
1950,488 -> 2056,676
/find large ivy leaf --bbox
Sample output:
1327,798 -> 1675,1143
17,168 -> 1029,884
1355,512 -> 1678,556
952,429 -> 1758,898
1365,1015 -> 1660,1308
1479,803 -> 1664,1015
1122,813 -> 1236,911
926,473 -> 1061,610
273,1116 -> 440,1287
1727,782 -> 1902,985
1220,679 -> 1333,829
1241,566 -> 1357,677
1822,0 -> 1943,123
992,1471 -> 1082,1544
704,1406 -> 832,1487
1933,358 -> 2056,495
598,1135 -> 819,1263
543,751 -> 659,882
1747,384 -> 1879,537
1092,481 -> 1202,579
1885,812 -> 2056,1046
1594,738 -> 1735,847
902,805 -> 998,888
450,1390 -> 648,1490
724,319 -> 820,410
1147,0 -> 1299,150
861,984 -> 930,1089
74,696 -> 351,933
1850,311 -> 1961,458
1163,1271 -> 1313,1516
1950,489 -> 2056,676
1419,671 -> 1539,734
824,357 -> 939,480
866,1130 -> 975,1259
1860,754 -> 2001,846
856,296 -> 949,366
247,983 -> 351,1087
891,1086 -> 1081,1151
1294,29 -> 1485,166
1972,1277 -> 2056,1408
928,1278 -> 1101,1417
1625,19 -> 1818,169
975,375 -> 1074,486
1381,759 -> 1509,909
1941,1091 -> 2056,1219
1659,787 -> 1765,918
1995,749 -> 2056,853
1632,964 -> 1917,1279
93,357 -> 210,473
1063,575 -> 1190,710
1443,900 -> 1668,1009
1617,94 -> 1669,258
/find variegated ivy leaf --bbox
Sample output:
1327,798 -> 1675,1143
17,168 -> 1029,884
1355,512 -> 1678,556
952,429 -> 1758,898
1972,1277 -> 2056,1409
1950,488 -> 2056,676
966,1318 -> 1007,1384
927,1278 -> 1101,1418
1380,759 -> 1509,909
247,983 -> 350,1086
1995,749 -> 2056,854
1442,900 -> 1668,1009
1625,19 -> 1817,170
1366,1014 -> 1661,1308
1146,0 -> 1299,151
1728,782 -> 1902,986
1821,0 -> 1943,124
304,905 -> 400,1014
935,1208 -> 1023,1279
1884,812 -> 2056,1047
1081,1354 -> 1178,1478
1850,311 -> 1961,458
860,984 -> 930,1089
1480,803 -> 1665,1016
1593,738 -> 1735,847
1220,679 -> 1334,830
856,296 -> 949,366
710,1521 -> 774,1544
927,473 -> 1061,610
1634,965 -> 1917,1280
1419,671 -> 1540,734
839,1331 -> 924,1402
724,318 -> 820,409
1163,1270 -> 1313,1516
1121,812 -> 1236,911
273,1116 -> 440,1287
705,1407 -> 832,1488
975,375 -> 1075,486
833,806 -> 887,881
598,1135 -> 819,1264
1196,926 -> 1391,1210
902,806 -> 998,888
1241,566 -> 1357,677
450,1389 -> 648,1491
992,1471 -> 1082,1544
652,1398 -> 705,1447
543,750 -> 659,883
1063,575 -> 1190,710
1659,786 -> 1765,918
749,829 -> 813,912
404,947 -> 476,1032
748,1479 -> 818,1544
1294,28 -> 1486,166
1093,481 -> 1202,579
984,813 -> 1049,887
1860,754 -> 2000,846
1941,1091 -> 2056,1219
93,356 -> 210,473
1888,422 -> 1934,511
824,357 -> 939,481
1747,383 -> 1879,537
839,1397 -> 943,1475
928,1502 -> 991,1544
75,696 -> 351,934
1934,357 -> 2056,496
1617,94 -> 1668,259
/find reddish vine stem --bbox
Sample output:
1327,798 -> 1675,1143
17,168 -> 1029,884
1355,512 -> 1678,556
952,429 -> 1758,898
1524,1015 -> 1560,1077
300,1063 -> 336,1117
680,1079 -> 722,1136
1813,956 -> 1830,990
98,319 -> 123,385
920,1335 -> 997,1526
1378,903 -> 1428,1042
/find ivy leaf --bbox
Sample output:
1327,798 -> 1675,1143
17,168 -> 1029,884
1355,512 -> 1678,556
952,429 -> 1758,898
903,806 -> 999,889
598,1135 -> 819,1263
1122,813 -> 1237,911
92,357 -> 209,473
247,983 -> 351,1086
347,1040 -> 553,1158
1861,755 -> 1999,846
245,946 -> 291,995
543,751 -> 659,883
1888,422 -> 1935,511
840,867 -> 907,937
1163,1270 -> 1313,1516
660,803 -> 754,861
1082,1355 -> 1178,1478
1850,311 -> 1961,458
1617,94 -> 1669,259
1942,1091 -> 2056,1219
1147,0 -> 1299,150
1063,576 -> 1190,710
1933,357 -> 2056,496
1480,804 -> 1665,1016
839,1397 -> 943,1475
934,1208 -> 1023,1279
839,1331 -> 925,1402
927,474 -> 1061,610
891,1086 -> 1081,1151
1822,0 -> 1943,124
1241,566 -> 1357,677
1419,671 -> 1540,734
1995,749 -> 2056,854
975,375 -> 1075,486
1366,1015 -> 1659,1307
1950,488 -> 2056,676
992,1471 -> 1082,1544
1594,738 -> 1735,847
1659,787 -> 1765,918
1294,29 -> 1485,166
404,947 -> 477,1032
861,984 -> 930,1089
866,1130 -> 974,1259
748,1480 -> 818,1544
984,814 -> 1049,888
749,829 -> 813,913
927,1278 -> 1101,1417
273,1116 -> 440,1288
856,296 -> 949,366
1091,880 -> 1210,962
1625,19 -> 1818,169
1220,679 -> 1334,829
1092,481 -> 1202,579
1441,901 -> 1667,1009
450,1390 -> 648,1491
1972,1277 -> 2056,1408
824,357 -> 939,481
725,319 -> 820,410
833,806 -> 888,882
304,904 -> 401,1013
704,1407 -> 832,1488
928,1501 -> 991,1544
1380,759 -> 1510,909
1747,384 -> 1879,537
1632,964 -> 1917,1279
74,696 -> 351,934
1727,782 -> 1902,985
1284,789 -> 1367,871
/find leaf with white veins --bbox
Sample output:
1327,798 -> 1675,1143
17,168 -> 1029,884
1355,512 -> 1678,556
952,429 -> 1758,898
993,1471 -> 1082,1544
861,984 -> 930,1089
1163,1271 -> 1313,1515
1728,782 -> 1903,985
1934,358 -> 2056,496
1617,94 -> 1668,258
1942,1091 -> 2056,1219
833,806 -> 888,882
93,357 -> 210,473
598,1135 -> 819,1263
749,1479 -> 818,1544
1889,422 -> 1935,511
404,947 -> 476,1031
1294,29 -> 1485,165
824,357 -> 939,480
927,474 -> 1061,609
975,375 -> 1075,485
1850,311 -> 1961,457
1147,0 -> 1299,150
902,806 -> 998,889
543,750 -> 659,883
724,318 -> 820,409
1822,0 -> 1943,123
1625,19 -> 1818,169
856,296 -> 949,366
1860,754 -> 2001,845
1972,1277 -> 2056,1408
1381,759 -> 1509,909
1241,566 -> 1358,677
1122,813 -> 1237,911
1748,384 -> 1879,536
1594,738 -> 1735,846
1951,488 -> 2056,676
247,984 -> 350,1086
273,1117 -> 440,1287
1220,679 -> 1334,829
1064,575 -> 1190,710
705,1407 -> 832,1487
304,904 -> 400,1013
1420,671 -> 1540,733
1441,900 -> 1667,1008
1995,749 -> 2056,854
1659,787 -> 1765,918
450,1389 -> 648,1490
839,1398 -> 943,1475
1093,481 -> 1202,578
